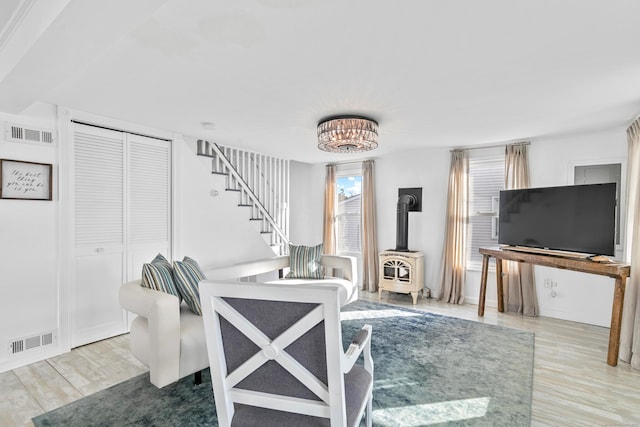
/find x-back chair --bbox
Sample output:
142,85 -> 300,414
199,280 -> 373,427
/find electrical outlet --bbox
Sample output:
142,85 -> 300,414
544,278 -> 552,288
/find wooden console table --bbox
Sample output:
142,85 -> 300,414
478,246 -> 630,366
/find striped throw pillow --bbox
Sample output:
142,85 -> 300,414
286,243 -> 324,279
141,253 -> 180,298
173,257 -> 206,315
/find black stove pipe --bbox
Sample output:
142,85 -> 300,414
396,194 -> 417,251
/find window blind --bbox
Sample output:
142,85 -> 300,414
467,157 -> 504,269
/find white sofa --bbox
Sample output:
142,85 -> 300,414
119,254 -> 358,388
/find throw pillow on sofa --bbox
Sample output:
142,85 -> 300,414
141,253 -> 180,299
173,256 -> 206,315
287,243 -> 324,279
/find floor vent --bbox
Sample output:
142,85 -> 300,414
9,331 -> 57,356
4,122 -> 55,145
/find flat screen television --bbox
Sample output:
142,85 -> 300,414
498,183 -> 616,256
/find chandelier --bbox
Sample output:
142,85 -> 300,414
317,115 -> 379,153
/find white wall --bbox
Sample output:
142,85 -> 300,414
530,127 -> 626,326
0,105 -> 60,371
175,136 -> 275,268
288,148 -> 451,295
290,128 -> 628,328
289,161 -> 325,246
0,102 -> 630,374
374,148 -> 451,293
0,109 -> 278,373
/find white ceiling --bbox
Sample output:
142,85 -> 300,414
1,0 -> 640,163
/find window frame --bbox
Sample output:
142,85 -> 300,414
334,164 -> 363,256
466,153 -> 505,271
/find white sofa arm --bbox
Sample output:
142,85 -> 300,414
202,255 -> 290,280
119,281 -> 181,388
321,255 -> 357,286
202,255 -> 357,285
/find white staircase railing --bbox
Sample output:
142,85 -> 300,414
197,140 -> 290,254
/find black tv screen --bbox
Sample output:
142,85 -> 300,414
498,183 -> 616,256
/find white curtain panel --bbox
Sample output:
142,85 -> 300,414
323,164 -> 337,255
438,150 -> 468,304
503,144 -> 539,316
361,160 -> 379,292
620,118 -> 640,368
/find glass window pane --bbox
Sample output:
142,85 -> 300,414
467,158 -> 504,269
336,176 -> 362,253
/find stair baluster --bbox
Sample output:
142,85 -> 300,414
196,140 -> 290,255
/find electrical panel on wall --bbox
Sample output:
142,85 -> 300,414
4,122 -> 55,145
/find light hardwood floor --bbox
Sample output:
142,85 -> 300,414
2,293 -> 640,426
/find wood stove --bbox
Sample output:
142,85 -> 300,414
378,250 -> 424,304
378,188 -> 425,304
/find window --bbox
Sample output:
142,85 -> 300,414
336,175 -> 362,253
467,157 -> 505,269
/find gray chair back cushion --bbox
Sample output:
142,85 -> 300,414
220,298 -> 327,400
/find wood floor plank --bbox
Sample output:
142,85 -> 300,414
0,370 -> 43,427
13,361 -> 83,412
46,335 -> 148,396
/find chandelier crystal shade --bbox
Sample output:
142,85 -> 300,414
317,116 -> 379,153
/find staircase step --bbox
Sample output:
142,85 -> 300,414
212,171 -> 227,176
238,204 -> 252,207
249,218 -> 264,221
260,231 -> 272,235
225,188 -> 241,192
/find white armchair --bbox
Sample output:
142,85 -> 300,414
119,254 -> 358,388
119,280 -> 209,388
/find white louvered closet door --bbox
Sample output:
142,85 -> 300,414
127,134 -> 171,281
73,125 -> 126,347
72,124 -> 171,348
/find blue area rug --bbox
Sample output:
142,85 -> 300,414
33,300 -> 534,426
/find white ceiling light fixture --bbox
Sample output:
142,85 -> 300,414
317,115 -> 379,153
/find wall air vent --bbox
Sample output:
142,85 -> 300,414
4,122 -> 55,145
10,340 -> 24,354
8,330 -> 57,356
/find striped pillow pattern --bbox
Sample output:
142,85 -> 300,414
141,253 -> 180,298
151,253 -> 171,269
173,256 -> 206,315
286,243 -> 324,279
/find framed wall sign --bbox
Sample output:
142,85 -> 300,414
0,159 -> 52,200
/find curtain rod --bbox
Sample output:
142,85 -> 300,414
450,141 -> 530,152
327,159 -> 374,166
